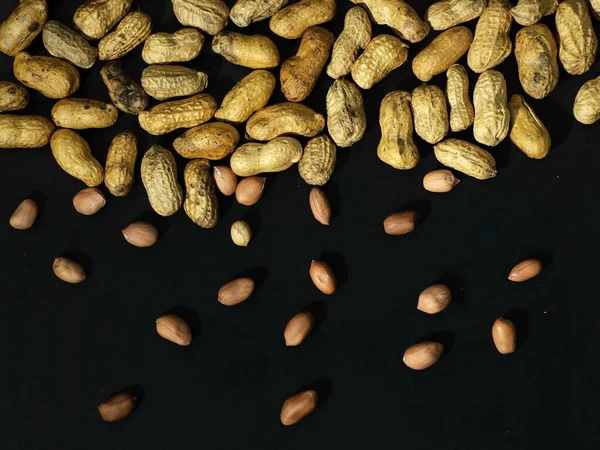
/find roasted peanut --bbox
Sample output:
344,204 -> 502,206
0,0 -> 48,56
235,176 -> 266,205
590,0 -> 600,18
142,28 -> 204,64
351,34 -> 409,90
309,187 -> 331,225
327,6 -> 372,79
511,0 -> 558,26
231,220 -> 252,247
97,392 -> 136,422
0,115 -> 54,149
423,169 -> 460,193
446,64 -> 474,132
230,137 -> 302,176
141,65 -> 208,101
467,0 -> 513,73
53,257 -> 86,284
141,145 -> 183,217
51,129 -> 104,186
246,103 -> 325,141
555,0 -> 597,75
218,277 -> 255,306
51,98 -> 118,130
383,211 -> 417,235
0,82 -> 29,113
434,138 -> 497,180
508,95 -> 550,159
214,165 -> 238,196
215,70 -> 276,123
9,199 -> 38,230
172,0 -> 229,35
403,342 -> 444,370
280,27 -> 334,102
42,21 -> 97,69
270,0 -> 336,39
425,0 -> 487,30
73,188 -> 106,215
139,93 -> 217,135
473,70 -> 509,147
411,84 -> 449,145
492,318 -> 516,354
100,61 -> 149,115
14,52 -> 80,99
574,76 -> 600,124
212,31 -> 279,69
183,159 -> 219,228
284,311 -> 315,346
299,135 -> 336,186
122,221 -> 159,247
174,122 -> 239,160
73,0 -> 132,40
352,0 -> 429,43
309,259 -> 336,294
377,91 -> 419,170
508,258 -> 542,282
98,11 -> 152,60
156,314 -> 192,346
280,390 -> 318,426
412,26 -> 473,82
417,284 -> 451,314
230,0 -> 288,27
326,79 -> 366,148
105,130 -> 138,197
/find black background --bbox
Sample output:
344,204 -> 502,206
2,1 -> 599,449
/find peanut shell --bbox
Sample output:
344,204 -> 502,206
105,130 -> 138,197
13,52 -> 80,100
326,79 -> 366,148
298,135 -> 336,186
183,159 -> 219,228
0,82 -> 29,113
51,98 -> 118,130
141,65 -> 208,101
42,20 -> 98,69
280,390 -> 318,425
327,6 -> 372,79
98,11 -> 152,60
411,84 -> 449,145
212,31 -> 279,69
246,103 -> 324,141
508,95 -> 550,160
574,76 -> 600,125
174,122 -> 239,160
351,34 -> 408,90
446,64 -> 474,132
0,115 -> 55,149
473,70 -> 510,147
511,0 -> 558,26
140,145 -> 183,217
100,61 -> 149,115
555,0 -> 597,75
0,0 -> 48,56
215,70 -> 276,123
425,0 -> 487,30
50,129 -> 104,186
172,0 -> 229,35
73,0 -> 132,40
434,138 -> 497,180
269,0 -> 336,39
230,137 -> 303,176
142,28 -> 204,64
230,0 -> 289,27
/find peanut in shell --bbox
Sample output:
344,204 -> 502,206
411,84 -> 449,145
0,115 -> 54,149
511,0 -> 558,26
100,61 -> 149,115
0,0 -> 48,57
0,82 -> 29,113
141,65 -> 208,101
555,0 -> 597,75
172,0 -> 229,35
142,28 -> 205,64
141,145 -> 183,217
105,130 -> 138,197
351,34 -> 408,90
425,0 -> 487,31
230,0 -> 289,27
51,98 -> 118,130
269,0 -> 336,39
14,52 -> 80,100
50,129 -> 104,187
183,159 -> 219,228
98,11 -> 152,60
573,76 -> 600,125
174,122 -> 240,160
446,64 -> 474,132
246,103 -> 325,141
215,70 -> 276,124
298,135 -> 336,186
42,20 -> 98,69
212,31 -> 279,69
326,79 -> 366,148
433,138 -> 497,180
73,0 -> 132,40
508,95 -> 550,160
230,137 -> 303,176
473,70 -> 510,147
327,6 -> 372,79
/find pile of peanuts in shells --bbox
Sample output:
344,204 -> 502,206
2,0 -> 594,425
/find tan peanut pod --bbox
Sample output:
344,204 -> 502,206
377,91 -> 419,170
50,129 -> 104,186
73,0 -> 132,40
508,94 -> 550,160
183,159 -> 219,228
411,84 -> 449,145
326,79 -> 366,148
473,70 -> 509,147
141,65 -> 208,101
590,0 -> 600,18
246,103 -> 325,141
412,26 -> 473,82
212,31 -> 279,69
230,137 -> 303,176
0,0 -> 48,57
514,24 -> 559,100
173,122 -> 240,159
555,0 -> 597,75
13,52 -> 80,100
298,135 -> 336,186
425,0 -> 487,30
141,145 -> 183,216
511,0 -> 558,26
467,0 -> 513,73
434,138 -> 497,180
214,70 -> 276,123
351,34 -> 409,90
142,28 -> 204,64
281,27 -> 334,103
446,64 -> 474,132
269,0 -> 336,39
100,61 -> 149,115
42,21 -> 97,69
574,76 -> 600,124
105,130 -> 138,196
51,98 -> 118,130
172,0 -> 229,35
0,82 -> 29,113
230,0 -> 289,27
0,115 -> 54,149
139,93 -> 217,136
98,11 -> 152,60
327,6 -> 372,79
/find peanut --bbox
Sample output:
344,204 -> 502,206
72,188 -> 106,215
246,103 -> 324,141
172,0 -> 229,35
174,122 -> 239,160
590,0 -> 600,18
403,342 -> 444,370
214,165 -> 238,196
50,129 -> 104,186
230,137 -> 303,176
446,64 -> 474,132
141,65 -> 208,101
423,169 -> 460,193
0,115 -> 55,149
230,0 -> 288,27
156,314 -> 192,346
142,28 -> 204,64
105,130 -> 138,197
9,199 -> 38,230
555,0 -> 597,75
0,0 -> 48,56
326,79 -> 366,148
492,318 -> 516,354
97,392 -> 136,422
284,311 -> 315,346
51,98 -> 118,130
383,211 -> 417,235
269,0 -> 336,39
235,176 -> 266,206
573,76 -> 600,125
434,138 -> 497,180
417,284 -> 451,314
473,70 -> 510,147
508,94 -> 551,159
214,70 -> 276,123
411,84 -> 449,145
42,20 -> 98,69
231,220 -> 252,247
351,34 -> 409,90
14,52 -> 80,99
508,258 -> 542,282
511,0 -> 558,26
298,135 -> 336,186
425,0 -> 487,30
212,31 -> 280,69
141,145 -> 183,217
218,277 -> 255,306
73,0 -> 132,40
183,159 -> 219,228
0,82 -> 29,113
309,187 -> 331,225
280,390 -> 318,426
309,259 -> 336,294
53,257 -> 86,284
122,221 -> 159,248
100,61 -> 149,115
327,7 -> 372,79
98,11 -> 152,60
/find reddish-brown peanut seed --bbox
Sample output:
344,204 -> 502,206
508,258 -> 542,282
122,221 -> 158,248
156,314 -> 192,346
309,259 -> 336,295
492,318 -> 517,354
218,277 -> 255,306
403,341 -> 444,370
73,187 -> 106,215
309,187 -> 331,225
383,211 -> 418,235
52,257 -> 86,284
280,390 -> 318,426
423,170 -> 460,193
235,176 -> 266,206
284,311 -> 315,346
417,284 -> 451,314
9,199 -> 38,230
98,392 -> 137,422
213,165 -> 238,196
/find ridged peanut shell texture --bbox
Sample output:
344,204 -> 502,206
591,0 -> 600,18
327,6 -> 372,79
0,82 -> 29,113
446,64 -> 474,132
413,26 -> 473,82
174,122 -> 240,160
141,145 -> 183,217
73,0 -> 132,40
100,61 -> 149,115
14,52 -> 80,99
555,0 -> 598,75
411,84 -> 449,145
0,115 -> 55,149
434,139 -> 497,180
280,390 -> 318,426
98,11 -> 152,60
230,137 -> 303,176
230,0 -> 288,27
326,79 -> 366,148
105,130 -> 138,197
511,0 -> 558,26
212,31 -> 279,69
351,34 -> 408,90
0,0 -> 48,56
215,70 -> 276,123
467,0 -> 513,73
43,21 -> 98,69
473,70 -> 510,147
51,99 -> 118,130
574,76 -> 600,125
184,159 -> 219,229
280,26 -> 334,103
139,94 -> 217,135
425,0 -> 487,30
141,65 -> 208,101
515,24 -> 559,99
298,136 -> 336,186
269,0 -> 336,39
142,28 -> 205,64
246,103 -> 324,141
377,91 -> 419,170
508,95 -> 551,160
172,0 -> 229,35
50,130 -> 104,187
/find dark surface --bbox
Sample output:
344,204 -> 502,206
2,1 -> 599,449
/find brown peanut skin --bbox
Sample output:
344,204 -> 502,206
215,70 -> 276,123
212,31 -> 280,69
183,159 -> 219,229
327,6 -> 372,79
43,21 -> 98,69
508,258 -> 542,282
14,52 -> 80,100
9,199 -> 38,230
51,98 -> 118,130
100,61 -> 149,115
555,0 -> 597,75
174,122 -> 240,160
73,188 -> 106,215
284,311 -> 315,346
326,79 -> 366,148
383,211 -> 417,235
53,257 -> 86,284
97,392 -> 137,422
0,0 -> 48,57
270,0 -> 336,39
141,145 -> 183,217
309,259 -> 336,294
508,95 -> 551,160
0,115 -> 55,149
280,390 -> 318,425
0,82 -> 29,113
156,314 -> 192,346
280,26 -> 334,103
74,0 -> 132,40
425,0 -> 487,30
230,0 -> 289,27
309,187 -> 331,225
417,284 -> 451,314
351,34 -> 409,90
50,129 -> 104,186
492,318 -> 516,354
218,277 -> 255,305
172,0 -> 229,35
235,177 -> 266,205
142,28 -> 205,65
214,165 -> 238,196
403,342 -> 444,370
105,130 -> 138,197
246,103 -> 325,141
122,221 -> 159,247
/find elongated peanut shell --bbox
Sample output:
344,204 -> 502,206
0,82 -> 29,113
270,0 -> 336,39
172,0 -> 229,35
378,91 -> 419,170
51,129 -> 104,186
473,70 -> 510,147
574,76 -> 600,125
0,0 -> 48,56
0,115 -> 55,149
590,0 -> 600,18
230,0 -> 288,27
142,28 -> 204,64
246,103 -> 325,141
183,159 -> 219,228
98,11 -> 152,60
14,52 -> 80,99
174,122 -> 239,159
351,34 -> 408,90
230,137 -> 303,176
212,31 -> 279,69
141,65 -> 208,101
51,98 -> 118,130
508,95 -> 550,160
73,0 -> 132,40
43,21 -> 97,69
425,0 -> 487,30
411,84 -> 449,145
511,0 -> 558,26
446,64 -> 474,132
141,145 -> 183,216
327,6 -> 372,79
326,79 -> 366,148
299,136 -> 336,186
280,390 -> 318,425
215,70 -> 276,123
139,94 -> 217,136
105,130 -> 138,197
100,61 -> 149,115
434,138 -> 497,180
555,0 -> 597,75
